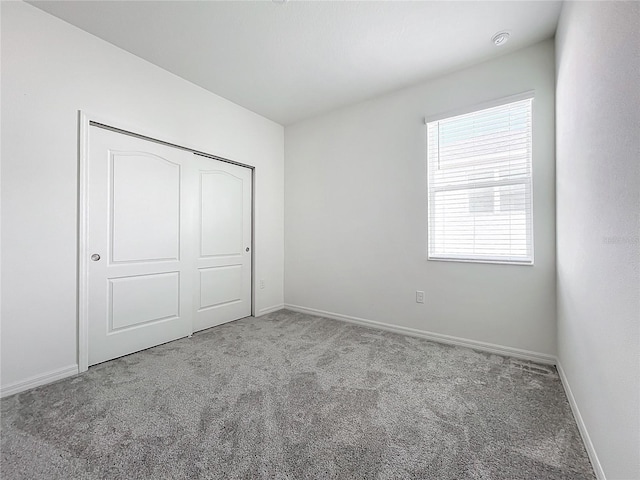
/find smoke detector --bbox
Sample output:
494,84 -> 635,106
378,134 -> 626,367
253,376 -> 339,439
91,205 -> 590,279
492,31 -> 510,46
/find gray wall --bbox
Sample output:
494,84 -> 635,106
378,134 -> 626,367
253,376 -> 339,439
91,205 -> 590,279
555,2 -> 640,478
1,2 -> 285,393
285,41 -> 557,358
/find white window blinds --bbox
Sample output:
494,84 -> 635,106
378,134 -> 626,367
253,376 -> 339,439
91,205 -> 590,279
427,96 -> 534,264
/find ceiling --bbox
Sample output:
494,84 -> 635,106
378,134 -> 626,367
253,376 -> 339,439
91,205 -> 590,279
30,1 -> 563,125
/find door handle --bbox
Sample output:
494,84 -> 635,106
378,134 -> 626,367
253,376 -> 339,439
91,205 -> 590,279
91,254 -> 101,261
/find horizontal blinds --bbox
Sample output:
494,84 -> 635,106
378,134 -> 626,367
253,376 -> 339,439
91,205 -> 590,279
427,97 -> 533,264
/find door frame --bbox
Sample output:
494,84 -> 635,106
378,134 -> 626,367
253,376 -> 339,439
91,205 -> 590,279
77,111 -> 255,373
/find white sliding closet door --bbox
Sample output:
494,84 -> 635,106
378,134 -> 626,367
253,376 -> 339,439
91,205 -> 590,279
86,125 -> 252,366
193,155 -> 252,332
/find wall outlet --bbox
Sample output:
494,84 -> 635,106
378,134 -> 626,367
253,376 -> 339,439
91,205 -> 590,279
260,279 -> 265,290
416,290 -> 425,303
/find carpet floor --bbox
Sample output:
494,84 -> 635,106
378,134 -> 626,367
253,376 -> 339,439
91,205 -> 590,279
1,309 -> 595,479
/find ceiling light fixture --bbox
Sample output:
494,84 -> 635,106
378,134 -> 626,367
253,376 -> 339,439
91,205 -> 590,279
492,31 -> 510,47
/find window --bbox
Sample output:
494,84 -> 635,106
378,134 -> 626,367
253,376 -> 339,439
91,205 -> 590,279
427,95 -> 533,264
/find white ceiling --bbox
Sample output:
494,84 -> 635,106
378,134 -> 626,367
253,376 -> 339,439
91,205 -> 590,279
30,1 -> 562,125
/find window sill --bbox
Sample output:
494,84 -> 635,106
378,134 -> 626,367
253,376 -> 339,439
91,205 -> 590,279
427,256 -> 534,266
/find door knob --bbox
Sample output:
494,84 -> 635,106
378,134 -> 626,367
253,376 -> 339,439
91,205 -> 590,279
91,254 -> 101,261
245,247 -> 250,252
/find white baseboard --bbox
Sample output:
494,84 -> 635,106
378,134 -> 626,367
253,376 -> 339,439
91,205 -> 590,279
284,304 -> 556,365
0,364 -> 79,399
556,361 -> 606,480
257,303 -> 285,316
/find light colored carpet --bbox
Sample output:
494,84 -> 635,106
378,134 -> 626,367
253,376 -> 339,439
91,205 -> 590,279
1,309 -> 595,479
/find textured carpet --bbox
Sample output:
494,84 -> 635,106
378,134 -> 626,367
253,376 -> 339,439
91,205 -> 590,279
1,309 -> 595,479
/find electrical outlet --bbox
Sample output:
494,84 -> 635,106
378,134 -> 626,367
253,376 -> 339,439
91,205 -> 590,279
416,290 -> 425,303
260,279 -> 265,290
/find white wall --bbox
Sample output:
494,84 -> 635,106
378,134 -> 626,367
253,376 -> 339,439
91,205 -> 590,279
1,2 -> 284,393
555,2 -> 640,479
285,41 -> 557,358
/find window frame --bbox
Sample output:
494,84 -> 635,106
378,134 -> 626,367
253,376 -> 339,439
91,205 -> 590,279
425,91 -> 535,266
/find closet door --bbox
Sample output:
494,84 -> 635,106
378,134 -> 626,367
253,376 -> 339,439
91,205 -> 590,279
87,126 -> 194,366
191,154 -> 252,332
86,126 -> 253,366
